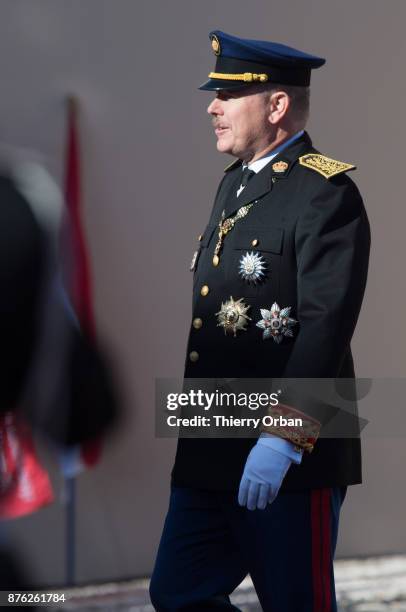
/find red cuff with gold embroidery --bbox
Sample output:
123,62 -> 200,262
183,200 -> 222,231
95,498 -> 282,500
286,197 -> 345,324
260,402 -> 321,453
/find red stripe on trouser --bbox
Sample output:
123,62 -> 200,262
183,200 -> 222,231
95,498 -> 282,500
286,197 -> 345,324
321,489 -> 332,611
311,489 -> 332,612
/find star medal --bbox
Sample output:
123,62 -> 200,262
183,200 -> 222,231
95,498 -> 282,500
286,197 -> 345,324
238,251 -> 266,283
256,302 -> 297,343
216,296 -> 251,337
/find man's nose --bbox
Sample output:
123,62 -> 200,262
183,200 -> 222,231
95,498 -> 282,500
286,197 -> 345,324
207,97 -> 223,116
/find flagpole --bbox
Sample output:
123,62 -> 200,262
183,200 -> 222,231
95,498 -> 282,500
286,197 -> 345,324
65,475 -> 76,585
62,93 -> 101,585
67,95 -> 78,117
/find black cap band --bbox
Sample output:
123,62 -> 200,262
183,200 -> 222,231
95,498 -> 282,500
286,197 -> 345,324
213,56 -> 311,87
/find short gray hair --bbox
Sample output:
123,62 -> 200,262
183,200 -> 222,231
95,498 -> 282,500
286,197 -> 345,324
264,83 -> 310,126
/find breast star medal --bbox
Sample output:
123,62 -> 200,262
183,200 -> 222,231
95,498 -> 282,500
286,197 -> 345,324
256,302 -> 297,343
216,296 -> 251,337
238,251 -> 266,283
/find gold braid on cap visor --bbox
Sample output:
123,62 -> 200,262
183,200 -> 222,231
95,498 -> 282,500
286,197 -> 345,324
208,71 -> 269,83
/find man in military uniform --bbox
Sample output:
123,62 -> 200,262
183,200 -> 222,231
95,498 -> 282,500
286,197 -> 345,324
150,31 -> 370,611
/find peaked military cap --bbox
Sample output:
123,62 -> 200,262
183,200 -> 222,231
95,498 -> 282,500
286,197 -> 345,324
199,30 -> 326,91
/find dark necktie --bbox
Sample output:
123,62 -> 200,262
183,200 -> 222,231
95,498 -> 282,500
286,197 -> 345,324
225,166 -> 255,215
241,167 -> 256,187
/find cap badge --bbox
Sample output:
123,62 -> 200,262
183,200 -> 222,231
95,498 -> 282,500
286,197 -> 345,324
211,34 -> 221,56
256,302 -> 297,343
272,161 -> 289,173
216,296 -> 251,337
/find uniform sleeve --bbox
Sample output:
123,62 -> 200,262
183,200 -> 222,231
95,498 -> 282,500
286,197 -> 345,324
261,174 -> 370,451
283,174 -> 370,378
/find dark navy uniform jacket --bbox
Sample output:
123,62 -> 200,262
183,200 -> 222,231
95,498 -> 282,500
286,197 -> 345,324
171,132 -> 370,492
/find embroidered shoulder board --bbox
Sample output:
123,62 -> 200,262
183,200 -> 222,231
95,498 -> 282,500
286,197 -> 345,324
224,158 -> 242,172
299,154 -> 355,179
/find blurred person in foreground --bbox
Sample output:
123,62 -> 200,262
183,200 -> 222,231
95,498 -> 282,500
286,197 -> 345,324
150,31 -> 370,611
0,145 -> 117,587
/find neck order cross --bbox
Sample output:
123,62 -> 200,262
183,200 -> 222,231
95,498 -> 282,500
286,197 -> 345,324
213,203 -> 255,266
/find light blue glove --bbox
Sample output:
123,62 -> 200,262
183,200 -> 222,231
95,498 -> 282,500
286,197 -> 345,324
238,434 -> 303,510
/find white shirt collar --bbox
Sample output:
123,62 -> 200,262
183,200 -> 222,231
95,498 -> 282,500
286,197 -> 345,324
244,130 -> 305,174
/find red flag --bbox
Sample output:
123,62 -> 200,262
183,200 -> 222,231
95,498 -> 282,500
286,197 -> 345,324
64,97 -> 95,338
0,413 -> 54,519
63,97 -> 101,468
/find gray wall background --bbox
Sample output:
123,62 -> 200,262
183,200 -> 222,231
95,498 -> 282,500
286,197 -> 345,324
1,0 -> 405,587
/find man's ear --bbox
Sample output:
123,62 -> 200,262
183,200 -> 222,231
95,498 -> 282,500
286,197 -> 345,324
268,91 -> 291,125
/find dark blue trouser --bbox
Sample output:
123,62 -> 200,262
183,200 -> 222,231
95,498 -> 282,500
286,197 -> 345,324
150,486 -> 346,612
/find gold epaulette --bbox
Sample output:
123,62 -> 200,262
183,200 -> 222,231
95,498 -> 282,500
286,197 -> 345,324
299,153 -> 355,179
224,158 -> 242,172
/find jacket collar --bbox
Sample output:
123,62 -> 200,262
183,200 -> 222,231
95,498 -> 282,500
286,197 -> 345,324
222,131 -> 314,218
